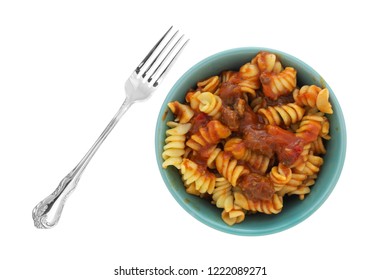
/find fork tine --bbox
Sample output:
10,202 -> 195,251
148,35 -> 190,87
147,33 -> 184,82
151,38 -> 189,87
142,30 -> 179,79
135,26 -> 173,75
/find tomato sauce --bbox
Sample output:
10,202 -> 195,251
217,80 -> 304,201
218,82 -> 304,168
187,76 -> 305,201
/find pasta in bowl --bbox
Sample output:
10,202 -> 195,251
155,48 -> 346,235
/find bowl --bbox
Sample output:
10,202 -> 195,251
155,47 -> 346,236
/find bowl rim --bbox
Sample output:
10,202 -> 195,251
155,47 -> 347,236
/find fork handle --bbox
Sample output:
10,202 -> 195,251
32,98 -> 133,229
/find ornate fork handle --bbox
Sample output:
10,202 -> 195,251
32,171 -> 78,229
32,27 -> 188,229
32,100 -> 132,229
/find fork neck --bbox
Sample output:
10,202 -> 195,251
32,97 -> 134,229
71,97 -> 133,180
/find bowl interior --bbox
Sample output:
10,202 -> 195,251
155,47 -> 346,235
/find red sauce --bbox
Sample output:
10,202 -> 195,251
264,92 -> 295,107
218,83 -> 304,167
216,79 -> 304,200
298,121 -> 321,144
189,112 -> 210,135
238,173 -> 275,201
218,82 -> 243,106
185,66 -> 305,201
265,125 -> 304,166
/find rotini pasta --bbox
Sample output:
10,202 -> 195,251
212,177 -> 234,212
252,51 -> 283,73
234,189 -> 283,214
224,138 -> 270,174
311,136 -> 327,155
197,75 -> 220,93
236,62 -> 261,95
185,90 -> 202,111
293,85 -> 333,114
162,121 -> 192,169
295,117 -> 322,143
302,113 -> 330,140
215,151 -> 249,187
297,154 -> 324,176
276,172 -> 308,197
197,91 -> 223,118
180,158 -> 216,194
258,103 -> 305,126
211,177 -> 247,225
220,70 -> 236,83
167,101 -> 194,123
316,88 -> 333,114
221,206 -> 245,226
269,163 -> 292,190
260,67 -> 297,100
186,120 -> 231,157
162,51 -> 333,226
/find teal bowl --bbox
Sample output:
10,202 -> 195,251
155,47 -> 346,236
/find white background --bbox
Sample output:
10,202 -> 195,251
1,0 -> 378,279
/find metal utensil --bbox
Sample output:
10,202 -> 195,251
32,27 -> 188,229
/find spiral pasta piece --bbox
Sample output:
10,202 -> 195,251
290,143 -> 312,171
206,147 -> 222,169
311,136 -> 327,155
212,177 -> 234,212
250,96 -> 265,112
276,172 -> 308,197
224,138 -> 270,174
197,75 -> 220,93
184,182 -> 201,196
185,90 -> 202,111
250,194 -> 283,214
285,172 -> 308,188
316,88 -> 333,114
167,101 -> 194,123
287,177 -> 316,200
239,62 -> 261,87
186,120 -> 231,155
252,51 -> 283,73
221,206 -> 245,226
211,177 -> 246,225
260,67 -> 297,100
234,190 -> 283,214
295,118 -> 322,144
258,103 -> 305,126
224,138 -> 246,160
197,91 -> 222,118
162,121 -> 192,169
297,154 -> 324,176
180,158 -> 216,194
302,114 -> 330,140
215,151 -> 249,187
269,163 -> 292,189
293,85 -> 333,114
237,62 -> 261,95
246,153 -> 271,174
293,85 -> 320,107
221,70 -> 237,82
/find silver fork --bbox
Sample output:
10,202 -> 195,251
32,27 -> 189,229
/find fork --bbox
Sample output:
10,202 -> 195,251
32,27 -> 189,229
